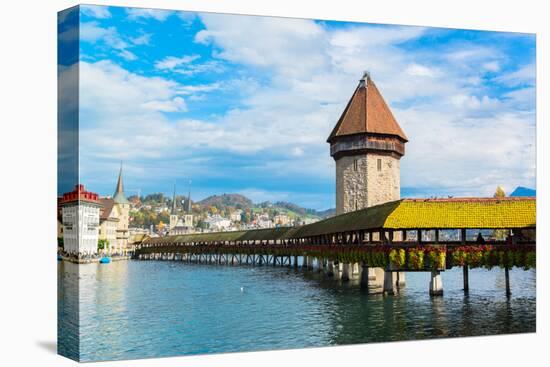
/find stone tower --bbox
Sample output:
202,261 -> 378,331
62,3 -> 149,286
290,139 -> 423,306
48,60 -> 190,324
113,163 -> 130,252
328,73 -> 408,215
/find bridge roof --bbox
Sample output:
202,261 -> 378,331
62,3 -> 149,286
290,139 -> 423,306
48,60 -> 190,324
143,226 -> 300,245
292,197 -> 536,237
141,197 -> 535,245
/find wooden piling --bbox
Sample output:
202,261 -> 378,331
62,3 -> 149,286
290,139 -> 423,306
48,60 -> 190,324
360,265 -> 369,289
463,266 -> 469,293
505,266 -> 511,297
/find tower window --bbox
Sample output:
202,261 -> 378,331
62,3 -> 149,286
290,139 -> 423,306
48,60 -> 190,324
353,159 -> 358,171
377,159 -> 382,171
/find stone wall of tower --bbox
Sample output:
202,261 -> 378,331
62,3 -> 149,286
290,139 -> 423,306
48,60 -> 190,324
335,153 -> 400,215
115,202 -> 130,252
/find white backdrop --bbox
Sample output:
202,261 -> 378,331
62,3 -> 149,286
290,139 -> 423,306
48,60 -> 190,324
0,0 -> 547,366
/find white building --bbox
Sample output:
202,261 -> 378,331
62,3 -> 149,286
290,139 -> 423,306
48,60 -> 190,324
255,213 -> 274,229
203,214 -> 232,231
60,184 -> 101,257
230,209 -> 243,222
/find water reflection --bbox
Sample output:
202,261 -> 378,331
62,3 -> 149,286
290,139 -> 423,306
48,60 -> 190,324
58,261 -> 536,362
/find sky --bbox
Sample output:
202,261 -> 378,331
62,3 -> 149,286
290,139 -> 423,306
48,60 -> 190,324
58,5 -> 536,210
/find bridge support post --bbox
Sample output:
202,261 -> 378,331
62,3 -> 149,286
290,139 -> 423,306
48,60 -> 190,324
383,271 -> 396,295
397,272 -> 406,287
360,265 -> 370,289
429,270 -> 444,296
341,263 -> 351,282
334,262 -> 342,279
505,266 -> 511,297
304,256 -> 313,270
326,261 -> 335,277
463,266 -> 469,293
293,255 -> 298,268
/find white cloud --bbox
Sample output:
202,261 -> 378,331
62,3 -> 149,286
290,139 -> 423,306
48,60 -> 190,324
118,49 -> 137,61
81,5 -> 111,19
142,97 -> 188,112
130,33 -> 151,45
495,63 -> 536,87
450,94 -> 501,110
126,8 -> 173,21
80,22 -> 145,62
196,14 -> 329,78
155,54 -> 225,76
483,61 -> 501,72
80,21 -> 115,43
155,55 -> 200,70
405,64 -> 437,77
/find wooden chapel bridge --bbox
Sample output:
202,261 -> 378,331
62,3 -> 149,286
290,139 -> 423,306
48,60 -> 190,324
134,197 -> 536,297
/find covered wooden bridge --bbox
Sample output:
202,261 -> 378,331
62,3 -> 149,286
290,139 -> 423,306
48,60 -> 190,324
134,197 -> 536,296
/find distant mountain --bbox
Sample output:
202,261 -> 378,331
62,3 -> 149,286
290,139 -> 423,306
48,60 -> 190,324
196,194 -> 335,219
316,208 -> 336,218
510,186 -> 536,197
196,194 -> 254,209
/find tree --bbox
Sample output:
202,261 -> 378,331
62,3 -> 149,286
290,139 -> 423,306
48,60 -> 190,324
494,186 -> 506,198
98,239 -> 109,251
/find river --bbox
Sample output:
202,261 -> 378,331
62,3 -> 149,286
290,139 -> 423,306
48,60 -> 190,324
57,259 -> 536,362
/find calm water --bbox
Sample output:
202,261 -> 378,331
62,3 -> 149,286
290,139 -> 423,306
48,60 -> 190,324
58,259 -> 536,362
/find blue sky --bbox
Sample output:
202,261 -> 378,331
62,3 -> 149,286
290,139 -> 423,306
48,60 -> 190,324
58,5 -> 536,210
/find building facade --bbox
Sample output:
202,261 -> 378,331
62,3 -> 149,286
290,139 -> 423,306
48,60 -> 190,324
60,184 -> 101,256
98,198 -> 120,255
327,73 -> 408,215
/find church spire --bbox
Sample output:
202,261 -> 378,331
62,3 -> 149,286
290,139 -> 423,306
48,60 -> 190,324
186,181 -> 192,214
171,183 -> 177,215
113,162 -> 129,204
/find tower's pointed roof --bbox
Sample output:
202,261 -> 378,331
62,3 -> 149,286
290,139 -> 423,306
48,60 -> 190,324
171,184 -> 177,215
327,73 -> 408,143
113,162 -> 129,204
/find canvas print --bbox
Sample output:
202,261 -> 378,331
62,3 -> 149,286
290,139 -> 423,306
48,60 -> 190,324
57,4 -> 536,362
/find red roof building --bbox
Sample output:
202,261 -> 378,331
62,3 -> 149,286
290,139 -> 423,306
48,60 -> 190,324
59,184 -> 100,206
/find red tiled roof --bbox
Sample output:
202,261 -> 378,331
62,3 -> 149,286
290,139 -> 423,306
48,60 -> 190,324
328,75 -> 408,142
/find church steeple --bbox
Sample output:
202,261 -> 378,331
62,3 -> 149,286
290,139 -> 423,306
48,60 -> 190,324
186,182 -> 192,214
171,183 -> 177,215
113,162 -> 129,204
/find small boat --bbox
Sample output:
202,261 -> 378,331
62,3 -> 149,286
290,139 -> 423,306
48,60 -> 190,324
99,256 -> 111,264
